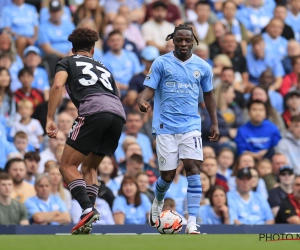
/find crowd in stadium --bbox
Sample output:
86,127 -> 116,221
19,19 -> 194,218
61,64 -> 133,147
0,0 -> 300,226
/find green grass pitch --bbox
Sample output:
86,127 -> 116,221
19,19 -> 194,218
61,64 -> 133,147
1,235 -> 299,250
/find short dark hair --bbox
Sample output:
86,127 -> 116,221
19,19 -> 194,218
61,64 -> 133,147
275,3 -> 287,9
166,24 -> 199,45
128,154 -> 143,164
196,0 -> 211,7
222,66 -> 235,74
68,27 -> 99,53
247,99 -> 267,111
4,158 -> 25,172
0,172 -> 11,181
152,1 -> 168,9
118,176 -> 141,207
291,55 -> 300,66
24,152 -> 41,163
107,30 -> 123,39
291,115 -> 300,123
250,35 -> 263,46
18,67 -> 33,79
222,0 -> 237,9
127,110 -> 142,118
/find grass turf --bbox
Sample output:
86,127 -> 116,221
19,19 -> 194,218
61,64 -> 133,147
1,235 -> 299,250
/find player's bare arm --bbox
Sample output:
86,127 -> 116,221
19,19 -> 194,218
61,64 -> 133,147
46,71 -> 68,138
138,86 -> 155,113
203,90 -> 219,142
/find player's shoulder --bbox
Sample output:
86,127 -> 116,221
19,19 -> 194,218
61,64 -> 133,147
192,54 -> 212,69
152,52 -> 172,65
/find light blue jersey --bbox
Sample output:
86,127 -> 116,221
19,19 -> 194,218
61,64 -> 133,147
197,204 -> 234,225
286,11 -> 300,42
0,3 -> 38,37
143,52 -> 213,135
262,33 -> 288,61
227,190 -> 273,225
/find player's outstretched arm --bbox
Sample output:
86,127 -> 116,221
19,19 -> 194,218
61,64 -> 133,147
137,87 -> 155,113
46,71 -> 68,138
203,90 -> 219,142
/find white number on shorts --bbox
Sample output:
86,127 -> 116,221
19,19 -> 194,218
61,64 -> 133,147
76,61 -> 113,90
193,137 -> 202,149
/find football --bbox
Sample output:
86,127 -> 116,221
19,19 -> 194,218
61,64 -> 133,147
155,210 -> 183,234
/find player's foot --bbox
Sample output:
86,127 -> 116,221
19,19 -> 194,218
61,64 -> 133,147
149,198 -> 164,227
71,209 -> 100,235
185,222 -> 201,234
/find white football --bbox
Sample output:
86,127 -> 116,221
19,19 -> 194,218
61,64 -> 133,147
155,210 -> 183,234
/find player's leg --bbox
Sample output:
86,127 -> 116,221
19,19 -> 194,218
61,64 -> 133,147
179,131 -> 203,234
150,134 -> 178,227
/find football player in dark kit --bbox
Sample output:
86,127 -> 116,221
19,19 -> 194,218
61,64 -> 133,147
46,28 -> 126,234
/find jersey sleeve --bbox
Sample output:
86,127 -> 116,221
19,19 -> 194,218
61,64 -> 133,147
112,196 -> 126,214
55,57 -> 69,73
24,199 -> 40,220
201,64 -> 213,93
143,58 -> 162,90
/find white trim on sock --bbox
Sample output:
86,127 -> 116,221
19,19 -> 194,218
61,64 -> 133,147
82,207 -> 93,215
187,215 -> 196,224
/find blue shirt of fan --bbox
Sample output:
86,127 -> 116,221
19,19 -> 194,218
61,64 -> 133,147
164,175 -> 188,216
0,3 -> 38,37
143,52 -> 213,135
197,205 -> 234,225
102,49 -> 141,86
39,6 -> 72,23
246,46 -> 284,84
38,20 -> 75,55
235,120 -> 281,155
262,33 -> 288,61
227,190 -> 273,224
106,179 -> 121,197
31,67 -> 50,92
112,194 -> 151,224
285,11 -> 300,42
24,195 -> 68,225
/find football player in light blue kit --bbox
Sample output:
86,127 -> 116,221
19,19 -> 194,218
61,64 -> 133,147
138,24 -> 219,234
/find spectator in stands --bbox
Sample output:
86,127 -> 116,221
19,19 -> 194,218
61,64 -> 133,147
179,0 -> 198,23
235,100 -> 281,159
113,176 -> 151,225
74,0 -> 104,36
38,138 -> 58,173
57,112 -> 73,138
282,90 -> 300,128
38,0 -> 75,79
217,147 -> 234,180
262,18 -> 288,61
0,173 -> 29,225
202,157 -> 229,191
70,197 -> 115,225
193,42 -> 213,67
40,0 -> 72,24
97,156 -> 120,197
10,100 -> 44,150
192,1 -> 215,45
203,146 -> 216,159
136,172 -> 155,203
14,68 -> 44,109
102,30 -> 141,96
256,158 -> 273,190
246,85 -> 286,133
22,46 -> 50,101
276,174 -> 300,224
0,67 -> 16,129
258,69 -> 284,115
24,174 -> 70,225
102,15 -> 140,57
268,5 -> 295,40
115,111 -> 154,164
141,2 -> 175,53
246,35 -> 285,90
126,46 -> 159,106
282,40 -> 300,75
13,132 -> 32,157
227,168 -> 274,224
285,0 -> 300,42
164,162 -> 188,215
250,167 -> 260,191
43,160 -> 57,174
209,22 -> 227,59
200,170 -> 212,206
237,0 -> 272,36
220,0 -> 249,55
268,165 -> 294,217
24,152 -> 40,186
48,165 -> 72,211
0,0 -> 39,56
281,56 -> 300,96
198,185 -> 233,224
5,158 -> 36,203
220,33 -> 248,87
276,115 -> 300,174
61,100 -> 78,121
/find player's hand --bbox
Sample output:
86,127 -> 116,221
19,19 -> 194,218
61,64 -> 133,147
46,119 -> 58,138
138,100 -> 151,113
209,124 -> 219,142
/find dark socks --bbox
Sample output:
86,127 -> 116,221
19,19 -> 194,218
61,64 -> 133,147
86,184 -> 99,206
68,179 -> 93,210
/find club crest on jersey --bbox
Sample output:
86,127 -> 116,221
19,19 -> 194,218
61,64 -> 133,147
193,70 -> 200,78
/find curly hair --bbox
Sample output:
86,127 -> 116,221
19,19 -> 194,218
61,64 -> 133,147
166,24 -> 199,45
68,28 -> 99,52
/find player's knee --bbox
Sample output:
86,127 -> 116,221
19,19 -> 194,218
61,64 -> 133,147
183,160 -> 201,176
161,171 -> 176,183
